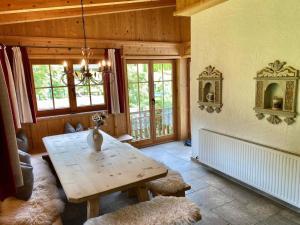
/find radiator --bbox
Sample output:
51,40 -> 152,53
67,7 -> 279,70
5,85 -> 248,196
198,129 -> 300,208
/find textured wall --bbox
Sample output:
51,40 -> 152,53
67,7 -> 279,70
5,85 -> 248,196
190,0 -> 300,156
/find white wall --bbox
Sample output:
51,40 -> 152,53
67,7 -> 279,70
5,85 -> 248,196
191,0 -> 300,156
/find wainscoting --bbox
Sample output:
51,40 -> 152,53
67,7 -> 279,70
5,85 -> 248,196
22,112 -> 127,154
197,129 -> 300,209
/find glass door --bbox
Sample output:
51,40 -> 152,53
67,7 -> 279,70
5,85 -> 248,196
127,62 -> 152,145
153,62 -> 175,141
126,60 -> 176,146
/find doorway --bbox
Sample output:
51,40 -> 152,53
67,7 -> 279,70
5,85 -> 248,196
126,60 -> 176,147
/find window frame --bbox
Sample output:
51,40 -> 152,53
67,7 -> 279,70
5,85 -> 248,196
31,59 -> 108,117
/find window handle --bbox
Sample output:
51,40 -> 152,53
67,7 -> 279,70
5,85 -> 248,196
151,98 -> 155,105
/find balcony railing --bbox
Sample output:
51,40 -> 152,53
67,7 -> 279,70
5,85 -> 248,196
130,108 -> 173,141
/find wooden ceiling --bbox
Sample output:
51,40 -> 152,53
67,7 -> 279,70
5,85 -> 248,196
0,0 -> 176,25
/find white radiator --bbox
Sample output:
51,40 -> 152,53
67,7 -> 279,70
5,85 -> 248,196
198,129 -> 300,208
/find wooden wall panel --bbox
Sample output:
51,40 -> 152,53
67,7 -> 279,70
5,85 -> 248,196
23,112 -> 127,154
0,7 -> 190,42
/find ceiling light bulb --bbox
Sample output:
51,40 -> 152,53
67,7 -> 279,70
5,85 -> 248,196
81,59 -> 86,67
63,61 -> 68,67
102,60 -> 106,66
107,61 -> 111,67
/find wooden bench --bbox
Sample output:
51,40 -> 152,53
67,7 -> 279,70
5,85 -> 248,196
84,196 -> 201,225
0,157 -> 64,225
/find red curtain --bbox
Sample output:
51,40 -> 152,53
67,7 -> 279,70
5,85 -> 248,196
114,49 -> 125,113
20,47 -> 37,123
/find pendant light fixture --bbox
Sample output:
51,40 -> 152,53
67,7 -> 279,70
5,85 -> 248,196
62,0 -> 112,85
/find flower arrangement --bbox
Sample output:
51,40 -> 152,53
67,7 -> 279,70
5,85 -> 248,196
92,112 -> 107,129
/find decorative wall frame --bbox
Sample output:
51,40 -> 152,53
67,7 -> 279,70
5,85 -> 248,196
254,60 -> 299,125
197,66 -> 223,113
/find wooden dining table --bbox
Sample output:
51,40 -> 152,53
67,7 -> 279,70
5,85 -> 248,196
43,130 -> 168,219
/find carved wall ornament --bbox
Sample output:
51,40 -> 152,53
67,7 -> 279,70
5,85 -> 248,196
197,65 -> 223,113
254,60 -> 299,125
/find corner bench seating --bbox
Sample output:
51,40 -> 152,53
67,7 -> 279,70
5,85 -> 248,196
0,157 -> 64,225
84,196 -> 201,225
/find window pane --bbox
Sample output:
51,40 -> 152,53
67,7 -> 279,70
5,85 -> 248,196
153,64 -> 163,81
33,65 -> 51,88
53,87 -> 70,109
127,64 -> 138,83
35,88 -> 53,110
163,63 -> 172,81
138,64 -> 148,82
164,81 -> 173,108
128,83 -> 139,112
139,83 -> 149,111
51,65 -> 67,86
154,82 -> 163,109
91,85 -> 105,105
76,86 -> 91,106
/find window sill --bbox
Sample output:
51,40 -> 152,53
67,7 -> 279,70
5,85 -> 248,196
37,110 -> 108,122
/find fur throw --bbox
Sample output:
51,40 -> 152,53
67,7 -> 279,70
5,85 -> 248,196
0,158 -> 64,225
85,196 -> 201,225
147,169 -> 188,194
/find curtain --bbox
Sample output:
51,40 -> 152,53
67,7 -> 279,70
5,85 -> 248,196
20,47 -> 37,123
0,64 -> 23,200
12,47 -> 33,123
104,49 -> 112,114
115,49 -> 125,113
108,49 -> 120,114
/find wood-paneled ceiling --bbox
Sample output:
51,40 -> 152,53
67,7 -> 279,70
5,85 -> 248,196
0,0 -> 176,25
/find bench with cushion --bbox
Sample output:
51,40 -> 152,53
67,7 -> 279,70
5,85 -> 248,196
147,169 -> 191,197
84,196 -> 201,225
0,157 -> 64,225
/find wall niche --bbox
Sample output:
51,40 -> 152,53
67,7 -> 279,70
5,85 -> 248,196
197,66 -> 223,113
254,60 -> 299,125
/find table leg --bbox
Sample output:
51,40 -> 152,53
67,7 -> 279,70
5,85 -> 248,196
87,197 -> 100,219
136,184 -> 150,202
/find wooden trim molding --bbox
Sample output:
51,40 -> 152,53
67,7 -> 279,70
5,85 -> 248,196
0,36 -> 187,57
174,0 -> 228,17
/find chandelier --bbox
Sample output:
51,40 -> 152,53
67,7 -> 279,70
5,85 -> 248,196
62,0 -> 112,85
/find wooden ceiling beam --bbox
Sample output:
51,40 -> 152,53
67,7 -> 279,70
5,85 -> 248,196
0,0 -> 158,14
0,0 -> 175,25
0,35 -> 181,49
174,0 -> 227,16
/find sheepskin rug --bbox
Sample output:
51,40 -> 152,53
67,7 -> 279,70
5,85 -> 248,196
0,158 -> 65,225
84,196 -> 201,225
147,169 -> 188,194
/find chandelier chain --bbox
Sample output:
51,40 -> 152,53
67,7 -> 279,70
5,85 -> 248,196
81,0 -> 87,50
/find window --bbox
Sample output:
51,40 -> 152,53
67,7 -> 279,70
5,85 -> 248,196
32,61 -> 107,116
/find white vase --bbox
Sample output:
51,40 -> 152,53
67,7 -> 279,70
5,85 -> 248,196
87,128 -> 103,152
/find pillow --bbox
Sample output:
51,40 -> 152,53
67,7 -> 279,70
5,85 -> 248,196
16,162 -> 34,200
18,150 -> 31,165
64,122 -> 76,134
76,123 -> 85,132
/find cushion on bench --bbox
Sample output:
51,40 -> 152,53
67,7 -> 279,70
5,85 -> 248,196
0,158 -> 64,225
84,196 -> 201,225
147,169 -> 190,195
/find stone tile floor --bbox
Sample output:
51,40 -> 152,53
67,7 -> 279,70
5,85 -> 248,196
61,141 -> 300,225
